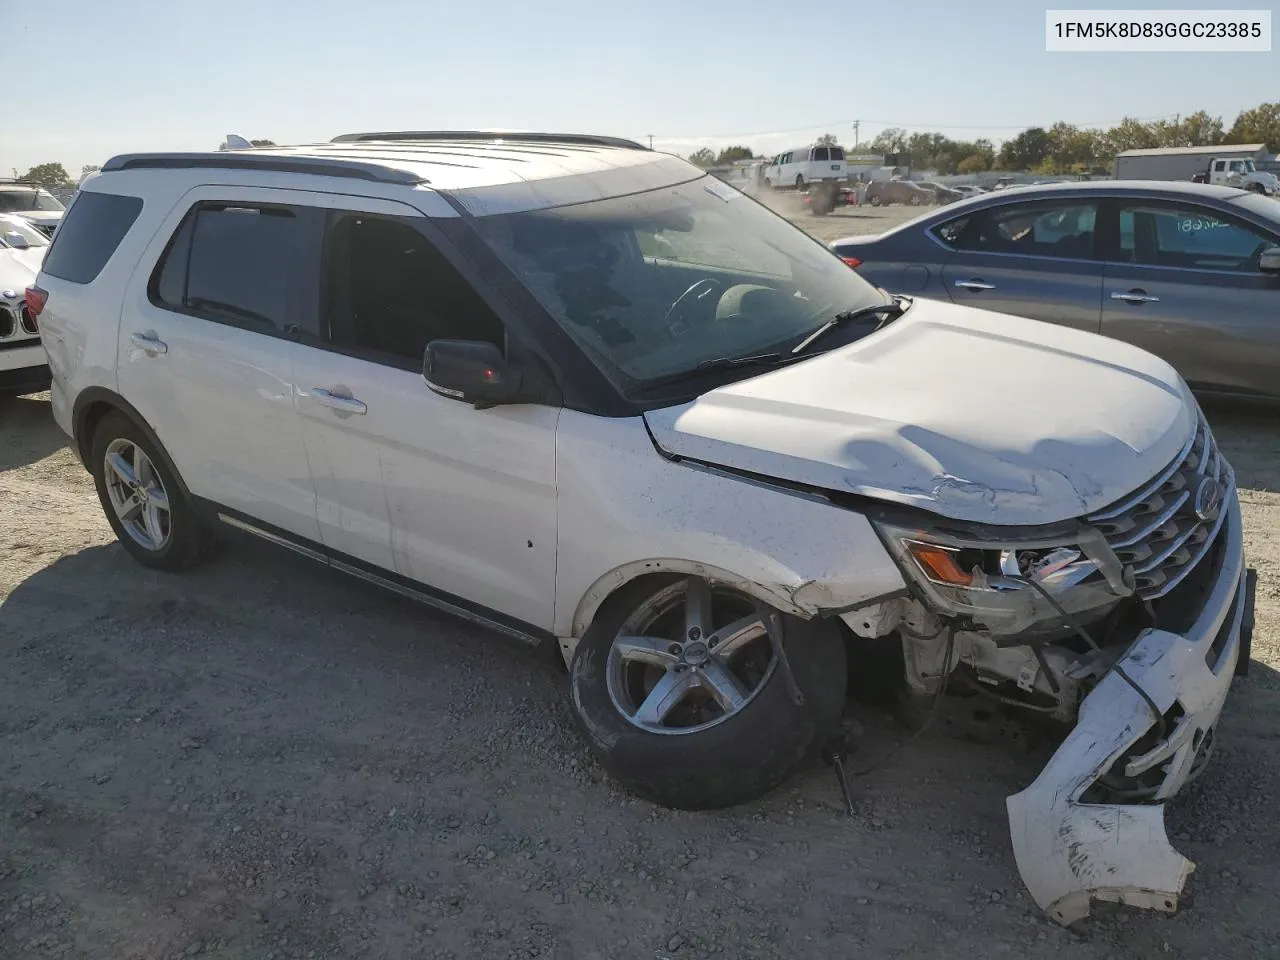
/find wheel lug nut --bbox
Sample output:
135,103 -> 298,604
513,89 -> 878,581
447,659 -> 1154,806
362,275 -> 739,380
688,627 -> 701,641
668,643 -> 682,655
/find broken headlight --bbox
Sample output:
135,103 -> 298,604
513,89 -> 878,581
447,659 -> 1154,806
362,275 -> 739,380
873,520 -> 1130,637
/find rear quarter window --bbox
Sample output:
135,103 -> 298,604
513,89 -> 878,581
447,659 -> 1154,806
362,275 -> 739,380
41,191 -> 143,284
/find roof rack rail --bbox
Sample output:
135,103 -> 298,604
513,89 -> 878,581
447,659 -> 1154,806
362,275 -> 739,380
99,153 -> 426,185
329,130 -> 649,151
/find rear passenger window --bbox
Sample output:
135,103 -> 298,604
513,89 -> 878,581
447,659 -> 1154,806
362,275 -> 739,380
41,191 -> 143,284
151,203 -> 321,333
951,202 -> 1098,259
322,213 -> 505,369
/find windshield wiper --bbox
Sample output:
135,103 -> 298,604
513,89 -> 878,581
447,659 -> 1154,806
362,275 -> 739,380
629,351 -> 793,395
789,296 -> 910,355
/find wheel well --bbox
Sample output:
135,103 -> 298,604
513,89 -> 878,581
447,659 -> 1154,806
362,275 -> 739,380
71,390 -> 198,508
75,399 -> 117,466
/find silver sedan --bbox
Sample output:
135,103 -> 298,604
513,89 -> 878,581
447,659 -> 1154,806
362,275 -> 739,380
830,181 -> 1280,402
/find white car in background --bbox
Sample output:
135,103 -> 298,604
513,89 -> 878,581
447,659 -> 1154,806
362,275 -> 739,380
0,214 -> 51,395
0,181 -> 66,238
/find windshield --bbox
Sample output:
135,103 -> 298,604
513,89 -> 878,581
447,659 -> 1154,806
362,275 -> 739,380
0,187 -> 65,213
471,176 -> 885,389
0,217 -> 49,247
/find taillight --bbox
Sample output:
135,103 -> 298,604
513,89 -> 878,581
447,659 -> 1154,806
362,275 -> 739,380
840,256 -> 863,269
24,285 -> 47,318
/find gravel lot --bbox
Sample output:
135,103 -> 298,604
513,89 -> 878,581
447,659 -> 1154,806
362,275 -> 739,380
3,201 -> 1279,960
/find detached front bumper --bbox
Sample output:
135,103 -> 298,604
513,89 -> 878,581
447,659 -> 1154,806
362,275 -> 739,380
1007,495 -> 1248,925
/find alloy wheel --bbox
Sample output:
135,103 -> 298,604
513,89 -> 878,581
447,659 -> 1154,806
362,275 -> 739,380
606,577 -> 777,735
103,438 -> 172,551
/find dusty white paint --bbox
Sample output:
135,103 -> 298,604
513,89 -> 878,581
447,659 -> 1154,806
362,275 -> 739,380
1007,499 -> 1246,925
643,299 -> 1197,526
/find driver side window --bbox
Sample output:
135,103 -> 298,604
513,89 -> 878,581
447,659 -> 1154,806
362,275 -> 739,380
1117,204 -> 1275,273
322,213 -> 505,370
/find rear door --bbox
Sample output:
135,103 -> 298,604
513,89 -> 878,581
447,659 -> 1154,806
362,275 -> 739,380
937,197 -> 1105,333
116,188 -> 325,540
1099,197 -> 1280,398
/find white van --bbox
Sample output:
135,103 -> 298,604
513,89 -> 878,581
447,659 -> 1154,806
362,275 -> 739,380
764,144 -> 848,188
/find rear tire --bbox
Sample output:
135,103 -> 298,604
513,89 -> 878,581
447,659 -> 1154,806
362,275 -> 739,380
90,411 -> 216,572
569,575 -> 847,810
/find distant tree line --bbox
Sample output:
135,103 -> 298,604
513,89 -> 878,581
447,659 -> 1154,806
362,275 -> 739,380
685,102 -> 1280,174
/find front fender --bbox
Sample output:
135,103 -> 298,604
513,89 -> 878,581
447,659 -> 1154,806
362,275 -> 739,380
553,412 -> 906,659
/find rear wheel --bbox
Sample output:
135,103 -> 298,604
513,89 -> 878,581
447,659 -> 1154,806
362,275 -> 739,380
91,411 -> 216,571
569,575 -> 847,809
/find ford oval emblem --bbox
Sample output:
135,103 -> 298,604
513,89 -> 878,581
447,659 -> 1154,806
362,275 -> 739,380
1193,477 -> 1223,522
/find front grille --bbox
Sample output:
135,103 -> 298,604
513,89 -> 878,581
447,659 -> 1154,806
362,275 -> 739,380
1087,415 -> 1233,600
0,303 -> 13,339
19,303 -> 36,334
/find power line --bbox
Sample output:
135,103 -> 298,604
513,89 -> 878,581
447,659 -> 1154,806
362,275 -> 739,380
652,113 -> 1182,141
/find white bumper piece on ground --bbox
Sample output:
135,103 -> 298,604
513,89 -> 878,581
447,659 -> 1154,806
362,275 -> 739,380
1007,497 -> 1246,925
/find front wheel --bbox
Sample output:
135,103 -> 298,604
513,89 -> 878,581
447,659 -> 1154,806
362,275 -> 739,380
569,575 -> 847,809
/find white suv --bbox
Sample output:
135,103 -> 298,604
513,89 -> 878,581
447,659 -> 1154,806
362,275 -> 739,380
31,132 -> 1249,926
0,214 -> 51,395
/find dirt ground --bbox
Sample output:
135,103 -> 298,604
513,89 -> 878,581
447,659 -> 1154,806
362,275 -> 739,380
3,203 -> 1280,960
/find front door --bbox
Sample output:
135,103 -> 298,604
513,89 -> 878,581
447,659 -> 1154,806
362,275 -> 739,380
1100,198 -> 1280,399
939,197 -> 1105,333
116,187 -> 325,541
290,202 -> 561,632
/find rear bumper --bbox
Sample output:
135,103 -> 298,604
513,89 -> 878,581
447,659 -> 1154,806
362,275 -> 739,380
1007,493 -> 1247,924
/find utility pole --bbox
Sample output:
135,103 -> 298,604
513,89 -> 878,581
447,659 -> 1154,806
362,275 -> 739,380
852,121 -> 859,151
647,134 -> 654,149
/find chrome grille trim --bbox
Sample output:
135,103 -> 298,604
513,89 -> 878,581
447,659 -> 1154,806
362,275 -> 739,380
1088,425 -> 1198,521
1087,414 -> 1232,600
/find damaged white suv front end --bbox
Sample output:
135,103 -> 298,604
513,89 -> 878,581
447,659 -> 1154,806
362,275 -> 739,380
642,298 -> 1248,925
863,413 -> 1243,923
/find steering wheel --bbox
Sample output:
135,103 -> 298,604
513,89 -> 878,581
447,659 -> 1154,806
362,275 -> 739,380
663,278 -> 723,333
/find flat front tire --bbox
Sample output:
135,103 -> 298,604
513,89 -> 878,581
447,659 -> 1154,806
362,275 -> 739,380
569,575 -> 847,809
90,411 -> 215,571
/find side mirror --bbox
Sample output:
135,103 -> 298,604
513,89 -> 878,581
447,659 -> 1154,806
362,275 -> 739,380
2,232 -> 29,250
423,339 -> 520,407
1260,247 -> 1280,275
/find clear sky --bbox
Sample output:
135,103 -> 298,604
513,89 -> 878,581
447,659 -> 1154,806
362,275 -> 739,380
8,0 -> 1278,176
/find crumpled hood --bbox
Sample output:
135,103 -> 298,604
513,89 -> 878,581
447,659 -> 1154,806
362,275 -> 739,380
644,299 -> 1196,526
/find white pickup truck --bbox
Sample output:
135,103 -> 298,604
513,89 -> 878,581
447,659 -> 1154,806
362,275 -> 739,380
1114,150 -> 1278,196
1195,156 -> 1278,195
